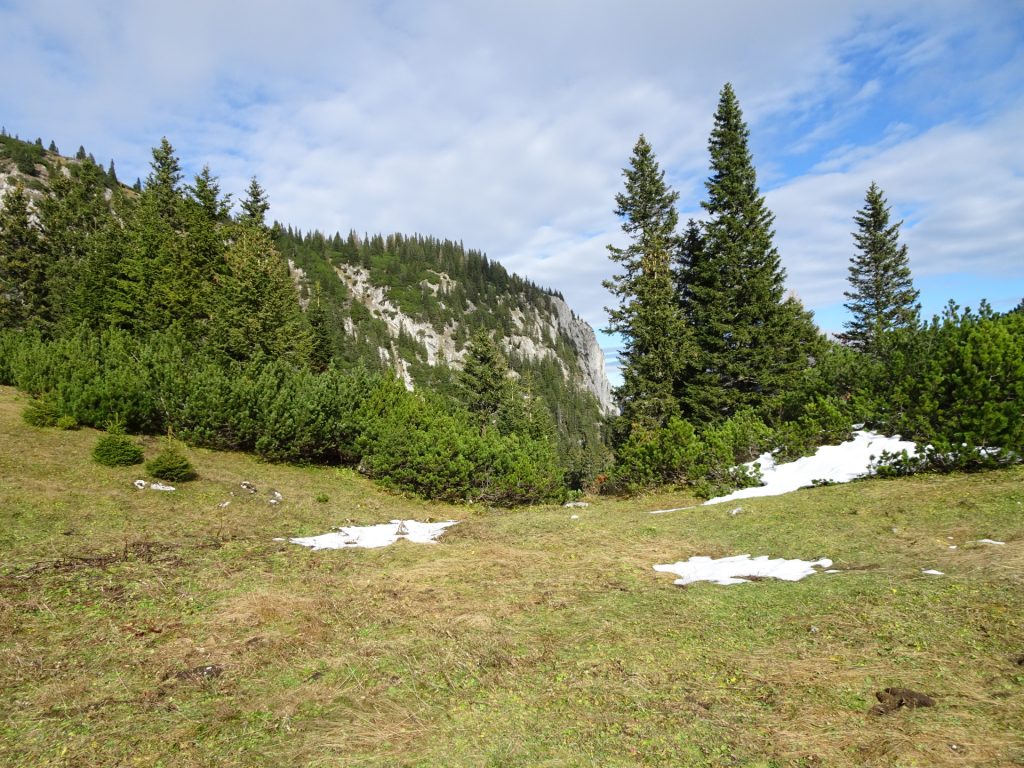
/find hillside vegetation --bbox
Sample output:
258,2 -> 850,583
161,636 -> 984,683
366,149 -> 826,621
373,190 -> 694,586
1,387 -> 1022,767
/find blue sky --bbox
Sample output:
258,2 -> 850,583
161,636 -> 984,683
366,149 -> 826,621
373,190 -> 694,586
2,1 -> 1022,383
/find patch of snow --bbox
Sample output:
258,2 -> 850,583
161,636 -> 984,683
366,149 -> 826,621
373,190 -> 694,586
133,479 -> 147,489
653,554 -> 833,586
563,501 -> 589,508
570,514 -> 580,520
150,483 -> 176,492
648,505 -> 693,515
922,569 -> 944,575
949,545 -> 958,550
704,431 -> 918,506
729,506 -> 743,516
289,520 -> 458,550
973,539 -> 1006,545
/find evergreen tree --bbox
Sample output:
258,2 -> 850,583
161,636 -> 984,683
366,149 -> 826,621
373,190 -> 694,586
47,140 -> 58,154
239,177 -> 269,226
603,135 -> 691,432
107,159 -> 117,183
837,182 -> 920,356
38,158 -> 120,330
144,138 -> 183,221
307,281 -> 333,372
457,330 -> 508,427
0,183 -> 44,329
680,84 -> 820,423
188,165 -> 232,222
76,145 -> 87,160
206,222 -> 310,364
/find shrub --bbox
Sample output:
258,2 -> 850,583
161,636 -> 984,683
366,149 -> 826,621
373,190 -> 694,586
22,398 -> 61,427
145,441 -> 197,482
56,414 -> 79,430
93,429 -> 145,467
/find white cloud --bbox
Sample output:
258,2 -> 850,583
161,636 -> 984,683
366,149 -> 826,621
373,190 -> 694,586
1,0 -> 1021,349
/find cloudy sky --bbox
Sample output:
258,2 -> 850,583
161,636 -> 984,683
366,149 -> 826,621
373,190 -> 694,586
2,0 -> 1022,380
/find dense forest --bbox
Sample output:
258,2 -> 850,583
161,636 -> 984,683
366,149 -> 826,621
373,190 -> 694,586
0,88 -> 1021,506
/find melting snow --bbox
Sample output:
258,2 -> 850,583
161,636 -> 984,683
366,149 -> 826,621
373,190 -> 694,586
289,520 -> 458,550
922,569 -> 945,575
973,539 -> 1006,545
704,431 -> 917,505
653,554 -> 833,586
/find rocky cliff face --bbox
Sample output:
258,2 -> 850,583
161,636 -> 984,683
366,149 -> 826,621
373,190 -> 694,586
312,262 -> 616,415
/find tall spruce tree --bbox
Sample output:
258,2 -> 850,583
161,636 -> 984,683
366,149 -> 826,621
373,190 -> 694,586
604,135 -> 691,433
0,182 -> 44,329
680,83 -> 819,423
239,177 -> 270,226
837,182 -> 919,356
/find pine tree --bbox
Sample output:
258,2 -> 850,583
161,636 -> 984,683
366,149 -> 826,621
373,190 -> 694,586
457,329 -> 509,431
188,166 -> 232,222
145,138 -> 183,221
680,83 -> 820,423
603,135 -> 691,432
107,160 -> 117,183
47,140 -> 58,154
837,182 -> 919,356
0,182 -> 45,329
239,177 -> 269,226
307,281 -> 334,372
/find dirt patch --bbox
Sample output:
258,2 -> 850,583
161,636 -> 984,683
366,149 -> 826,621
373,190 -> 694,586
868,687 -> 936,715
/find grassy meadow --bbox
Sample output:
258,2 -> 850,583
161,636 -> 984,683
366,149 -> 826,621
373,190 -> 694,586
0,385 -> 1021,767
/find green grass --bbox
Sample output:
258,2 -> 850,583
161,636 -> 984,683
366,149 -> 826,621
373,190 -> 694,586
0,384 -> 1021,767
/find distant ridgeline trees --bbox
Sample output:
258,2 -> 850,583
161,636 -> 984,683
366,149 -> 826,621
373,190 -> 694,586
0,134 -> 599,504
605,84 -> 1022,494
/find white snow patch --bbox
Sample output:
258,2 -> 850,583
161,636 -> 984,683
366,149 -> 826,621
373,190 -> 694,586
648,506 -> 693,515
922,569 -> 945,575
704,431 -> 917,505
653,554 -> 833,586
150,483 -> 176,492
570,514 -> 580,520
973,538 -> 1006,545
133,479 -> 147,489
289,520 -> 458,550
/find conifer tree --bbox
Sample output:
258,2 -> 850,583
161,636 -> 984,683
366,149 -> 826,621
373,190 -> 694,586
145,138 -> 183,221
680,84 -> 819,423
0,183 -> 44,329
188,166 -> 231,222
239,177 -> 269,226
837,182 -> 919,356
307,281 -> 334,372
47,140 -> 58,154
604,135 -> 691,432
457,329 -> 509,431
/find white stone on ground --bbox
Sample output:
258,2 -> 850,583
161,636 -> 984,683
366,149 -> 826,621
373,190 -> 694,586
289,520 -> 458,550
922,569 -> 945,575
653,554 -> 833,586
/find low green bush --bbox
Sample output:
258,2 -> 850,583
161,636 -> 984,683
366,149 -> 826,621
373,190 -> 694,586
93,431 -> 144,467
145,441 -> 197,482
22,398 -> 61,427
